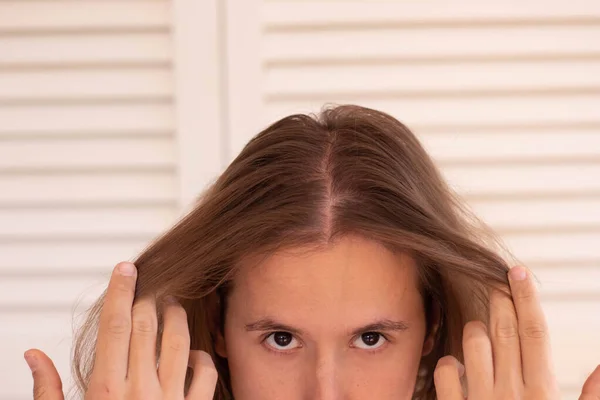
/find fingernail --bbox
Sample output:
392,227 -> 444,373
24,352 -> 37,373
509,266 -> 527,281
117,262 -> 136,277
164,295 -> 178,304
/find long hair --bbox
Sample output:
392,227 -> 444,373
72,105 -> 513,399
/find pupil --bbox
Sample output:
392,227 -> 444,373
274,332 -> 292,347
361,332 -> 379,346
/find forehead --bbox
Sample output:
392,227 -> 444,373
229,236 -> 423,322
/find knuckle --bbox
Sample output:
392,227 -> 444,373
132,313 -> 157,336
105,313 -> 131,336
33,385 -> 49,400
515,286 -> 536,301
494,322 -> 519,340
113,279 -> 134,294
165,333 -> 190,352
521,322 -> 548,340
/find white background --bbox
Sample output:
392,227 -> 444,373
0,1 -> 599,399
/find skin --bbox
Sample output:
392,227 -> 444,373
22,236 -> 600,399
217,237 -> 429,399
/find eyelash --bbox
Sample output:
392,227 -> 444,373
261,331 -> 391,354
261,332 -> 302,355
351,332 -> 390,353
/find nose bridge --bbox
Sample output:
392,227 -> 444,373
312,346 -> 341,400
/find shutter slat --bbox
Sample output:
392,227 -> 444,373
421,130 -> 600,162
0,33 -> 170,67
0,173 -> 177,205
0,276 -> 106,308
266,61 -> 600,95
0,69 -> 172,101
265,2 -> 600,27
0,207 -> 177,237
504,232 -> 600,263
265,26 -> 600,63
0,240 -> 151,272
0,1 -> 169,32
265,95 -> 600,127
444,164 -> 600,195
0,103 -> 173,135
535,266 -> 600,299
471,198 -> 600,230
0,138 -> 175,171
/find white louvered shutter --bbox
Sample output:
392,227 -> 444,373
225,2 -> 600,398
0,2 -> 183,399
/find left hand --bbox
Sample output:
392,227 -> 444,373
433,265 -> 600,399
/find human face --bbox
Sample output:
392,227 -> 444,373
217,236 -> 429,400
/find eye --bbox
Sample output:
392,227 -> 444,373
352,332 -> 387,350
265,331 -> 300,351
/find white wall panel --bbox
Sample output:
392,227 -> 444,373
223,1 -> 600,398
0,1 -> 186,398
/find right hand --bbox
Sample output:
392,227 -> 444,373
433,266 -> 600,400
24,261 -> 218,400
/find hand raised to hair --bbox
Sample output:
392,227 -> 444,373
433,265 -> 600,399
24,262 -> 218,400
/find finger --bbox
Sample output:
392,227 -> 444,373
25,349 -> 64,400
186,351 -> 218,400
508,266 -> 554,387
94,262 -> 137,382
433,356 -> 464,400
463,321 -> 494,398
128,295 -> 159,382
579,365 -> 600,400
158,296 -> 191,396
489,288 -> 523,389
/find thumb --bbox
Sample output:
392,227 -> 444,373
580,364 -> 600,400
24,349 -> 64,400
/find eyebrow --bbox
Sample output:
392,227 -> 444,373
245,318 -> 410,336
350,319 -> 410,336
245,318 -> 303,335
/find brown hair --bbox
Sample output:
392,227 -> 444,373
72,105 -> 512,399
